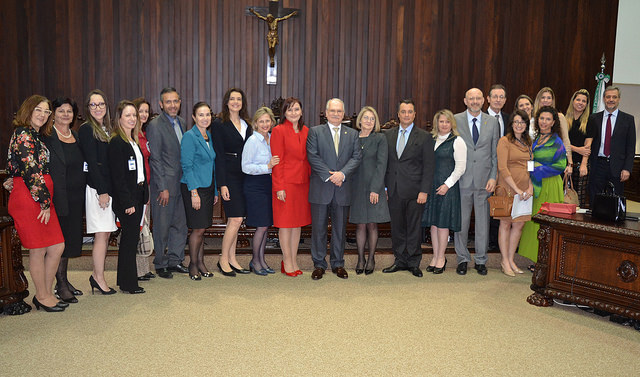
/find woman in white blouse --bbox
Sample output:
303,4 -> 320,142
241,107 -> 280,275
422,109 -> 466,274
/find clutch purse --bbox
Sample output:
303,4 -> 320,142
563,174 -> 579,206
592,182 -> 626,222
488,185 -> 513,218
539,202 -> 577,215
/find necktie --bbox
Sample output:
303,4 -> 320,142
472,118 -> 479,144
604,113 -> 612,157
495,114 -> 502,136
397,129 -> 406,157
333,127 -> 340,155
173,119 -> 183,144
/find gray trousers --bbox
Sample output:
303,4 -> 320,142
310,199 -> 347,270
454,186 -> 490,265
151,192 -> 188,269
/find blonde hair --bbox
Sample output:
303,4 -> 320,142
111,100 -> 141,144
355,106 -> 380,132
251,107 -> 275,131
431,109 -> 459,137
565,89 -> 591,134
533,87 -> 555,116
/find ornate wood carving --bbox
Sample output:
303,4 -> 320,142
617,260 -> 638,283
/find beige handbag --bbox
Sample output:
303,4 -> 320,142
563,174 -> 579,206
137,211 -> 154,257
488,186 -> 514,217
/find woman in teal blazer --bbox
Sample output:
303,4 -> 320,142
180,102 -> 218,280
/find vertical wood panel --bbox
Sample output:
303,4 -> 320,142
0,0 -> 620,166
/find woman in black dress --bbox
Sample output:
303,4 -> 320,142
212,88 -> 252,276
108,100 -> 149,294
42,98 -> 86,303
565,89 -> 593,208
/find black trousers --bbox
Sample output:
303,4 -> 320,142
113,187 -> 145,291
589,158 -> 624,207
388,192 -> 425,268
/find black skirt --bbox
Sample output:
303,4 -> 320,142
181,183 -> 215,229
243,174 -> 272,227
220,173 -> 246,217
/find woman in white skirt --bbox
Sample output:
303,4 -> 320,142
78,89 -> 118,295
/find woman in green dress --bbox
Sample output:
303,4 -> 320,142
518,106 -> 567,270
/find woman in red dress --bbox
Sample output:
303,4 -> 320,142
271,97 -> 312,276
7,95 -> 66,312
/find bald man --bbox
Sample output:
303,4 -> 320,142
453,88 -> 500,276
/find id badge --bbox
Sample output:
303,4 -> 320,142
83,161 -> 89,172
128,157 -> 136,171
527,160 -> 534,172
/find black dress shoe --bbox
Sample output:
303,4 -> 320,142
156,268 -> 173,279
311,267 -> 325,280
474,264 -> 488,276
137,275 -> 151,281
121,287 -> 145,294
168,263 -> 189,273
229,264 -> 250,274
145,272 -> 156,279
456,262 -> 468,275
408,267 -> 423,277
382,264 -> 404,273
217,262 -> 237,277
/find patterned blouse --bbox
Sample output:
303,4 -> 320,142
7,126 -> 51,209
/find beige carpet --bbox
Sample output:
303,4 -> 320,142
2,253 -> 640,377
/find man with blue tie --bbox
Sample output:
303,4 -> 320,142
146,87 -> 189,278
454,88 -> 500,276
307,98 -> 362,280
382,100 -> 435,277
588,86 -> 636,206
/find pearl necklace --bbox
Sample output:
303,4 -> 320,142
53,125 -> 72,139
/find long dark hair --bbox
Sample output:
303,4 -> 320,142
279,97 -> 304,127
506,109 -> 531,145
221,87 -> 250,124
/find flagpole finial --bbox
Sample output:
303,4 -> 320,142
600,53 -> 606,73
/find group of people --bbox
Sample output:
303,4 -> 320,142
6,83 -> 635,312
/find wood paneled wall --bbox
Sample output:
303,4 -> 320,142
0,0 -> 618,166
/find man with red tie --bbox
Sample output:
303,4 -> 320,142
588,86 -> 636,206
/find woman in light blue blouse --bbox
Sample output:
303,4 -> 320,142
180,102 -> 218,280
241,107 -> 280,275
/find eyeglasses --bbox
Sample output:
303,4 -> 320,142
34,107 -> 52,116
89,102 -> 106,110
362,116 -> 375,122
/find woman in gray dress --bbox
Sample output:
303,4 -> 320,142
349,106 -> 390,274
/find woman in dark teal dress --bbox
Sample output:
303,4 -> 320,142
518,106 -> 567,268
422,109 -> 467,274
348,106 -> 390,275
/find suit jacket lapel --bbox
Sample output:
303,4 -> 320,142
400,127 -> 418,159
49,133 -> 66,166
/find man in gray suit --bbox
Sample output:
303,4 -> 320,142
454,88 -> 499,276
146,87 -> 189,279
306,98 -> 362,280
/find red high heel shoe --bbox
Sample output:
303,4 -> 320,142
295,270 -> 303,275
281,261 -> 298,277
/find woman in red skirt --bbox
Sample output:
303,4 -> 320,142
7,95 -> 65,312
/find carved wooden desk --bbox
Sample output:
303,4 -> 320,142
0,207 -> 30,315
528,213 -> 640,320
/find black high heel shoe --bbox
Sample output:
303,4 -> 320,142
190,273 -> 202,281
433,259 -> 447,274
217,262 -> 236,277
355,258 -> 365,275
200,269 -> 214,278
364,258 -> 375,275
89,275 -> 116,295
426,265 -> 436,273
229,263 -> 250,274
32,297 -> 65,312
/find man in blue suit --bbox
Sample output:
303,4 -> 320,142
306,98 -> 362,280
146,87 -> 189,278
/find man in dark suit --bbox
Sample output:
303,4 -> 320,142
588,86 -> 636,206
306,98 -> 362,280
486,84 -> 509,251
454,88 -> 500,276
146,87 -> 189,278
382,99 -> 435,277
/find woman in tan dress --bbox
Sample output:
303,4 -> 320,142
496,110 -> 534,276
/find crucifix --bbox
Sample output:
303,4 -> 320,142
248,0 -> 300,84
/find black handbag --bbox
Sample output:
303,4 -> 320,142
592,182 -> 626,222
